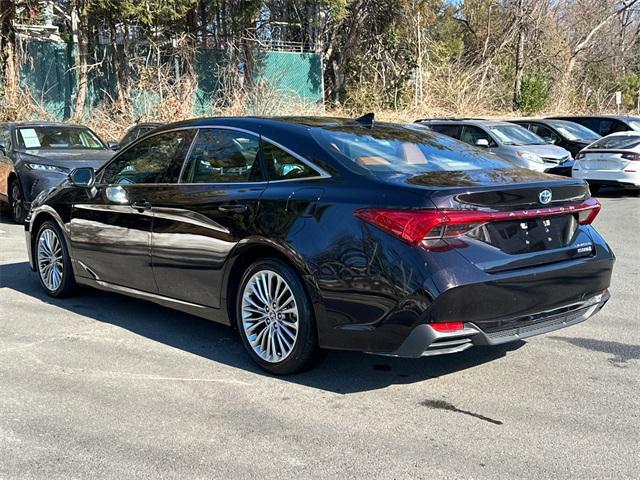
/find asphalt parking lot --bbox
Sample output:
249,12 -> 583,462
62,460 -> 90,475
0,190 -> 638,480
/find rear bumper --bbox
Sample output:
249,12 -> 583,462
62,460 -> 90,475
384,290 -> 609,357
572,169 -> 640,188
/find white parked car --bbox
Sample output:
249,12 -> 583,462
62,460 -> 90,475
573,131 -> 640,195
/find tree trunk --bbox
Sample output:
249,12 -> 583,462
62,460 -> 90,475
513,24 -> 525,110
0,0 -> 15,80
72,5 -> 89,121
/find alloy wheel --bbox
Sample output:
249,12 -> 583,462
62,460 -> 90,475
37,227 -> 64,292
241,270 -> 299,363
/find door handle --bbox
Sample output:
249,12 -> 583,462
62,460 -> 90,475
218,203 -> 247,213
132,200 -> 152,212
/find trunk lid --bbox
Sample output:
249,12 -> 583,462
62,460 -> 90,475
405,169 -> 595,272
578,150 -> 631,171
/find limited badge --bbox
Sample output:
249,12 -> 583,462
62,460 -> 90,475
538,189 -> 552,204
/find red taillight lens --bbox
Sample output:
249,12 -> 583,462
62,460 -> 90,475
621,153 -> 640,161
355,198 -> 601,247
431,322 -> 464,332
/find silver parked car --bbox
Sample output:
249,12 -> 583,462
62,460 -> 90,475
416,118 -> 572,174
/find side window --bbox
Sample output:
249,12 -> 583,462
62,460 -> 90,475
101,130 -> 192,184
262,140 -> 320,180
429,124 -> 461,138
582,118 -> 602,135
611,120 -> 628,133
530,124 -> 558,143
460,125 -> 495,147
180,128 -> 261,183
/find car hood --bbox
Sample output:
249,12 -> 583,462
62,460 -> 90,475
17,148 -> 114,167
383,167 -> 575,188
503,144 -> 571,159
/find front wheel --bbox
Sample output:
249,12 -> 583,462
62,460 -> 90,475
236,258 -> 322,375
10,179 -> 26,224
35,220 -> 76,297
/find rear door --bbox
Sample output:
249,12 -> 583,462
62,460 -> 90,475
150,127 -> 266,307
69,129 -> 195,292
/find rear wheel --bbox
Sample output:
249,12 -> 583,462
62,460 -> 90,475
236,258 -> 322,374
10,179 -> 26,224
36,220 -> 76,297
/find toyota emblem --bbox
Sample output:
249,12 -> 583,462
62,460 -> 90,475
538,189 -> 552,205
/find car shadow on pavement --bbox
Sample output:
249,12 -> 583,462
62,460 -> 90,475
0,261 -> 524,394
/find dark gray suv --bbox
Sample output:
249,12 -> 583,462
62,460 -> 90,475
0,122 -> 114,223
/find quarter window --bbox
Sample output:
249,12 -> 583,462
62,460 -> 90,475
262,141 -> 320,180
101,130 -> 193,184
180,128 -> 262,183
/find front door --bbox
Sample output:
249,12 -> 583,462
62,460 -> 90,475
69,129 -> 195,292
150,127 -> 266,307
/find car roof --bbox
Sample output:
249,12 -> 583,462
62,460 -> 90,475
416,118 -> 514,128
601,130 -> 640,137
151,116 -> 414,137
548,115 -> 640,121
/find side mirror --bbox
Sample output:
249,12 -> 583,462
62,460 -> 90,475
107,141 -> 121,151
0,144 -> 6,156
69,167 -> 95,188
475,138 -> 490,148
545,137 -> 556,144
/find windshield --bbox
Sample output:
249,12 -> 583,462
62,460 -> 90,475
16,126 -> 105,150
588,134 -> 640,150
488,125 -> 546,146
549,122 -> 600,142
310,124 -> 512,173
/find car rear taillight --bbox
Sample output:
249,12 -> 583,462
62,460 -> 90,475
621,153 -> 640,161
355,198 -> 601,248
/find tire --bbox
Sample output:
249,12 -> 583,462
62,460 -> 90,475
35,220 -> 76,297
10,178 -> 26,224
236,258 -> 322,375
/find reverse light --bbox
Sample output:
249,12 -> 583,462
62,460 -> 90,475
24,162 -> 67,173
355,198 -> 601,247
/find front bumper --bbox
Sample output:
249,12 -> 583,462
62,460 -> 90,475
384,290 -> 609,358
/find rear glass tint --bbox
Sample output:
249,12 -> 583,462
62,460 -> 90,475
311,124 -> 512,173
589,135 -> 640,150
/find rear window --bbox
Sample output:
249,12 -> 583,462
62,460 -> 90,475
589,135 -> 640,150
310,124 -> 512,173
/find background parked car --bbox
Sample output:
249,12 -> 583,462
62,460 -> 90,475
572,131 -> 640,195
548,115 -> 640,137
508,118 -> 601,159
118,122 -> 163,148
416,118 -> 573,175
0,122 -> 114,223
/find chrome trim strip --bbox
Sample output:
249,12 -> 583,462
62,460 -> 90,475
98,123 -> 332,188
95,280 -> 210,310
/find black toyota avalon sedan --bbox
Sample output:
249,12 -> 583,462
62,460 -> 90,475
24,116 -> 614,374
